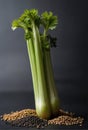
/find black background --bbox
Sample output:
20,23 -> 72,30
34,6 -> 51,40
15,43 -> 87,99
0,0 -> 88,129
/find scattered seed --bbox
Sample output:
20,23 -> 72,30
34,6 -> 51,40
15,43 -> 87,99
1,109 -> 36,122
1,109 -> 84,128
10,115 -> 48,128
48,115 -> 84,126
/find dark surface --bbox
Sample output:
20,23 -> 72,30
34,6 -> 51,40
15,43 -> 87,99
0,91 -> 87,130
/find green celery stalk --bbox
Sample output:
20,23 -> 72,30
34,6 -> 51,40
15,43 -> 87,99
43,49 -> 60,117
41,11 -> 60,117
12,9 -> 60,119
32,23 -> 51,119
26,38 -> 38,109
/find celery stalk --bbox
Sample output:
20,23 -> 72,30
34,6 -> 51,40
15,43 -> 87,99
32,23 -> 51,119
26,39 -> 38,109
43,49 -> 60,117
12,9 -> 60,119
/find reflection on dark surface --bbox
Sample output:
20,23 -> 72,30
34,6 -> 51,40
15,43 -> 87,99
0,89 -> 87,130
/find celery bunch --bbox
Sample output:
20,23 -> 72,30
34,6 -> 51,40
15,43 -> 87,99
12,9 -> 60,119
